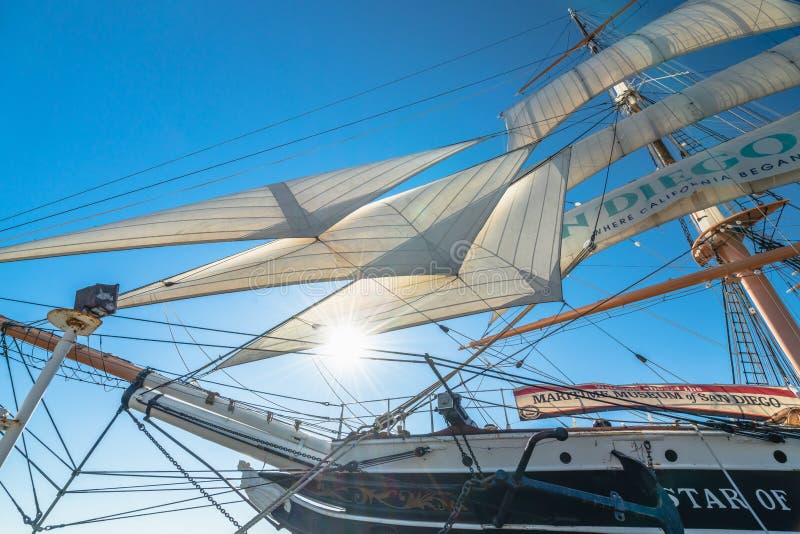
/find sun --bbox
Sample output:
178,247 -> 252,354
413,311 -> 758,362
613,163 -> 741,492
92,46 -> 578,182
320,323 -> 367,364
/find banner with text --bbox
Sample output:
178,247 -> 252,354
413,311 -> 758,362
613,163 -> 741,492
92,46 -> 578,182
560,111 -> 800,267
513,383 -> 800,420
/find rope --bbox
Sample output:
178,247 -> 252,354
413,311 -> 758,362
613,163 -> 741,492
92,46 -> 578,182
1,15 -> 568,227
1,335 -> 42,521
0,480 -> 34,525
693,426 -> 769,533
7,336 -> 76,468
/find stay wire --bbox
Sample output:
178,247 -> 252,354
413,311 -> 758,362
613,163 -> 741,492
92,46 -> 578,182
561,299 -> 689,384
166,307 -> 313,418
141,416 -> 262,515
0,479 -> 34,525
589,108 -> 621,242
1,15 -> 567,226
1,335 -> 42,519
449,244 -> 696,395
7,336 -> 77,468
50,471 -> 301,529
0,48 -> 576,236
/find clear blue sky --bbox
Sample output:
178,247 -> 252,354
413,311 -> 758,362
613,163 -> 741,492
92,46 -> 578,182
2,1 -> 800,532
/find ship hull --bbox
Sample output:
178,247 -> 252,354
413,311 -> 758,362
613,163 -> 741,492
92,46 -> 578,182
240,428 -> 800,533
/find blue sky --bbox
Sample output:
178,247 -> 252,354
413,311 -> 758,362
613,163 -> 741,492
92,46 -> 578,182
2,1 -> 800,532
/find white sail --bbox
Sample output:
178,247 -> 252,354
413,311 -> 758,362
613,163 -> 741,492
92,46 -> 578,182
118,35 -> 800,307
565,35 -> 800,189
119,148 -> 532,307
503,0 -> 800,150
561,110 -> 800,268
221,111 -> 800,367
219,151 -> 568,367
0,140 -> 480,262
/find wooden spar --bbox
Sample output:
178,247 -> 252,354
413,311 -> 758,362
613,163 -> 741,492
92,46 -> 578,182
0,315 -> 142,382
515,0 -> 637,95
463,241 -> 800,349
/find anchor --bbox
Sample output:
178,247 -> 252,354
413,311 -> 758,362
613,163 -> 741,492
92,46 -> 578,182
465,428 -> 684,534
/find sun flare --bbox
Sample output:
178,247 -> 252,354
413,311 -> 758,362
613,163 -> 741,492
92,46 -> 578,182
321,324 -> 367,364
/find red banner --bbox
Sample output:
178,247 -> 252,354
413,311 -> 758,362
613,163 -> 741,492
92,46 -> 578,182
513,383 -> 800,420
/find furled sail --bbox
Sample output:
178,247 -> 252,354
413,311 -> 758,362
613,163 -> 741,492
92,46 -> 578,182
117,34 -> 800,307
0,140 -> 481,262
564,35 -> 800,190
119,148 -> 532,307
219,150 -> 569,366
503,0 -> 800,150
561,110 -> 800,269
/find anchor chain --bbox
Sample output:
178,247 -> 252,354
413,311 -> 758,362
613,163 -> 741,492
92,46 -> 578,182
448,430 -> 482,477
127,411 -> 241,529
439,431 -> 483,532
439,479 -> 474,534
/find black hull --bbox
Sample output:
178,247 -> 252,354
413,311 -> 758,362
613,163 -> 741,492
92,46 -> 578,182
262,468 -> 800,533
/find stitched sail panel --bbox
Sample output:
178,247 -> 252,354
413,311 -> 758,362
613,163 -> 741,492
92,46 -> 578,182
219,151 -> 568,366
0,140 -> 481,262
119,148 -> 531,307
503,0 -> 800,150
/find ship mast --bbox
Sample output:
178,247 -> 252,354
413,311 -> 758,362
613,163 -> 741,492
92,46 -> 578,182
568,7 -> 800,377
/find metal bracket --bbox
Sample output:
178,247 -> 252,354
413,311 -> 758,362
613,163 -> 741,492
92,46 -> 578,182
610,490 -> 625,522
0,417 -> 20,431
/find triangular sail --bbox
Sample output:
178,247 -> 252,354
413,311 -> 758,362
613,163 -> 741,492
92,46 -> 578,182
117,35 -> 800,307
0,140 -> 481,262
219,152 -> 569,367
503,0 -> 800,150
561,110 -> 800,269
119,148 -> 532,307
222,111 -> 800,367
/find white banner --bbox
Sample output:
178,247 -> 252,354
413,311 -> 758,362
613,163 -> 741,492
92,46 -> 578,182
560,112 -> 800,267
514,383 -> 800,420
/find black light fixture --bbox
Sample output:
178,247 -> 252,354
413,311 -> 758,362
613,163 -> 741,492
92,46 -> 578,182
73,284 -> 120,318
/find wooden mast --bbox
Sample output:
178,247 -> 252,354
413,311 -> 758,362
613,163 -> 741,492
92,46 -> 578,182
691,210 -> 800,372
0,315 -> 143,382
564,8 -> 800,376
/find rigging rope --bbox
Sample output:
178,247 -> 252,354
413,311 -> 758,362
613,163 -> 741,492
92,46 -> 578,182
0,15 -> 569,226
0,48 -> 589,238
693,426 -> 770,533
1,335 -> 42,522
6,336 -> 76,468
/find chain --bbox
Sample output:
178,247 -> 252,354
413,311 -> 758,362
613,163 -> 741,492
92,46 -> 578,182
128,412 -> 241,529
643,439 -> 653,468
679,217 -> 694,247
460,435 -> 483,477
438,479 -> 473,534
448,432 -> 479,477
440,431 -> 483,534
